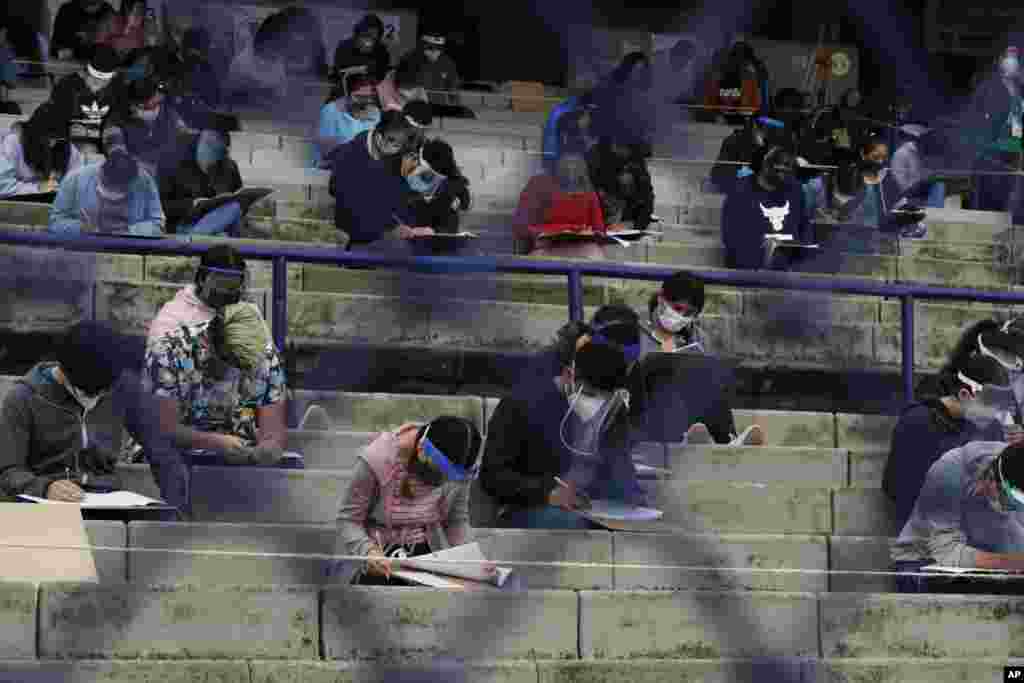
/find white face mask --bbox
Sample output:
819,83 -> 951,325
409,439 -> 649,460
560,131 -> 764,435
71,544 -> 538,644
573,392 -> 608,422
656,301 -> 694,334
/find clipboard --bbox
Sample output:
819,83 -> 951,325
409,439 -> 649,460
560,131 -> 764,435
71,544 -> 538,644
1,191 -> 57,204
409,231 -> 479,240
187,187 -> 274,223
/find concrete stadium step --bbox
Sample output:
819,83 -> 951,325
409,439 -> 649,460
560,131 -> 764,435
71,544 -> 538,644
77,517 -> 900,593
665,445 -> 847,486
320,586 -> 579,660
3,249 -> 1010,369
288,391 -> 485,433
828,535 -> 894,593
0,264 -> 1004,370
614,532 -> 828,593
4,659 -> 1016,683
125,522 -> 615,589
35,583 -> 319,659
820,593 -> 1024,659
579,590 -> 819,658
645,481 -> 832,534
8,581 -> 1024,677
181,467 -> 848,527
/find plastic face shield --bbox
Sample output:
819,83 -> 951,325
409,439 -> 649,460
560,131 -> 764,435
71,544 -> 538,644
978,333 -> 1024,373
419,422 -> 471,482
199,266 -> 247,307
997,453 -> 1024,512
960,372 -> 1016,411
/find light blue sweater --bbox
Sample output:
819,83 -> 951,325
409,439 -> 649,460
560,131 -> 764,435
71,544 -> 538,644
315,100 -> 380,168
48,162 -> 165,236
0,129 -> 83,198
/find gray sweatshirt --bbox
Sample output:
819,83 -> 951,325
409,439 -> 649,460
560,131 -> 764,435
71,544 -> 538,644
0,362 -> 120,499
891,441 -> 1024,567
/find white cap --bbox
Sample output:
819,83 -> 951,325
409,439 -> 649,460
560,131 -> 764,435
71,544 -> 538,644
422,35 -> 445,47
87,64 -> 115,82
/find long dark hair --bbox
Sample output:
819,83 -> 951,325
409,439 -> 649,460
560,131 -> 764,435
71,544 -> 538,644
20,104 -> 70,179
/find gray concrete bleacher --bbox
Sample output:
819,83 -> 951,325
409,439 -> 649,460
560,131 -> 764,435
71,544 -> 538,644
5,580 -> 1024,682
5,70 -> 1024,683
0,377 -> 905,597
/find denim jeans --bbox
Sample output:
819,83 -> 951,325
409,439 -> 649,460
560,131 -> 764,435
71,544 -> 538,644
178,201 -> 242,237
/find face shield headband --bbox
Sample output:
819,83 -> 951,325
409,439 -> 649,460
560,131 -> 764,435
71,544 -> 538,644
997,452 -> 1024,510
419,422 -> 471,482
978,329 -> 1024,373
198,265 -> 247,307
589,323 -> 641,365
560,362 -> 631,459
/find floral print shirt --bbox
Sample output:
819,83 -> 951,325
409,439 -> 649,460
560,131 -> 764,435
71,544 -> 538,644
144,320 -> 286,445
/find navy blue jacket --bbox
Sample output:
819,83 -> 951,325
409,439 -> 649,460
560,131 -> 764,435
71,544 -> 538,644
882,399 -> 1004,532
721,175 -> 809,270
329,131 -> 413,245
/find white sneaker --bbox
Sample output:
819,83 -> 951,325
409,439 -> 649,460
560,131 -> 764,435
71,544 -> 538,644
729,424 -> 766,446
299,405 -> 332,431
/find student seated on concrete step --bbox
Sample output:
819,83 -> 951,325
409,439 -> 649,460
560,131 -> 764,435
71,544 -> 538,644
632,273 -> 764,446
159,126 -> 243,236
586,138 -> 655,232
395,32 -> 471,117
403,139 -> 472,255
48,147 -> 165,236
141,245 -> 302,475
330,416 -> 483,585
721,146 -> 811,271
104,76 -> 193,182
0,322 -> 184,513
331,14 -> 391,85
49,46 -> 121,156
884,354 -> 1015,535
513,151 -> 609,260
479,335 -> 645,530
315,68 -> 382,168
891,441 -> 1024,594
328,107 -> 437,249
0,103 -> 83,198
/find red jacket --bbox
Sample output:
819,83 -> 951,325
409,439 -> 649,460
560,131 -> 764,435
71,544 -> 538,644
514,174 -> 607,241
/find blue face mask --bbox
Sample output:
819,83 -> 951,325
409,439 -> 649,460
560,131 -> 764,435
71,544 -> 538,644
196,140 -> 227,170
407,166 -> 444,196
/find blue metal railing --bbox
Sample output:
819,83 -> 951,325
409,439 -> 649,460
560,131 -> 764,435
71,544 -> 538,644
5,229 -> 1024,403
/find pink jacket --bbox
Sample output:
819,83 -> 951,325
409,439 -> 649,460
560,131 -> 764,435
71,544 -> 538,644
146,284 -> 217,346
336,429 -> 470,557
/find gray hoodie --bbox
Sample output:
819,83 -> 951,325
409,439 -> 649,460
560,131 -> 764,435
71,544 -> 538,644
891,441 -> 1024,568
0,362 -> 121,499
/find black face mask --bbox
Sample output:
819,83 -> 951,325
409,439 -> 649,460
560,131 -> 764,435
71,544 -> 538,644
408,455 -> 445,488
860,159 -> 886,174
